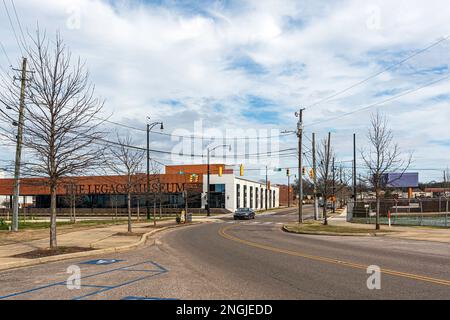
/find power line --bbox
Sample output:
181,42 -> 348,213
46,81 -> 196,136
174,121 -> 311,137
306,35 -> 450,109
0,41 -> 12,66
306,72 -> 450,127
2,0 -> 24,56
94,115 -> 295,141
10,0 -> 27,49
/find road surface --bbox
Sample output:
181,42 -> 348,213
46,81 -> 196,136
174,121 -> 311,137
0,206 -> 449,300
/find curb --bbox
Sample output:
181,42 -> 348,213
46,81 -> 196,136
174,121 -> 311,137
0,222 -> 202,272
282,225 -> 392,237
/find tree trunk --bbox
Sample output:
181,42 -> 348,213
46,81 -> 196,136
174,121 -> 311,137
375,189 -> 381,230
127,192 -> 132,233
73,197 -> 76,224
323,199 -> 328,225
50,183 -> 58,248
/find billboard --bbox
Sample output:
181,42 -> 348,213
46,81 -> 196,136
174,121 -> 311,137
381,172 -> 419,188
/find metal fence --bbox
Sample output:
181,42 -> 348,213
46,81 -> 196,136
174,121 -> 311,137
0,206 -> 230,220
347,198 -> 449,228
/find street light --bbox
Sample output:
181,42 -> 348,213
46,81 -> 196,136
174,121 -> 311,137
146,117 -> 164,224
206,144 -> 231,217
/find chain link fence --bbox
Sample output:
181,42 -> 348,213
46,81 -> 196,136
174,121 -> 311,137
347,198 -> 449,227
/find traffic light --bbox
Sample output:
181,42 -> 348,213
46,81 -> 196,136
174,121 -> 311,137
189,174 -> 194,182
309,169 -> 315,179
286,169 -> 290,177
195,175 -> 199,182
302,167 -> 307,176
219,166 -> 223,177
240,164 -> 244,176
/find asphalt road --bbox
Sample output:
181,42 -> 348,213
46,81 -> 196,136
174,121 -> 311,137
0,206 -> 449,300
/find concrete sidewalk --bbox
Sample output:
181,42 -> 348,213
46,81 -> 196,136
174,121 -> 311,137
329,211 -> 450,243
0,217 -> 217,271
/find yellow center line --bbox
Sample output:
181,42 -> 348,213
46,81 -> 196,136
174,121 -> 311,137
218,224 -> 450,287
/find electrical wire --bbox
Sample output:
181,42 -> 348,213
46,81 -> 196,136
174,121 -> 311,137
306,35 -> 450,109
306,72 -> 450,127
2,0 -> 24,56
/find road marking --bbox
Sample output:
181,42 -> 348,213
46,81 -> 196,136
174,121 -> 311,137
218,225 -> 450,287
0,260 -> 168,300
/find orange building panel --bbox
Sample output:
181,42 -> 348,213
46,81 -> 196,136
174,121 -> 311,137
0,173 -> 203,196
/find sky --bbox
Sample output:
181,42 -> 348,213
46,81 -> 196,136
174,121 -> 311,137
0,0 -> 449,184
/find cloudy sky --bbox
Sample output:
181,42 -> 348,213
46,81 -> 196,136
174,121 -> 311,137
0,0 -> 449,183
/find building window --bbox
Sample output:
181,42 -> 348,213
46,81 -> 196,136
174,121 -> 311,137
243,185 -> 247,208
210,184 -> 225,193
250,186 -> 253,209
273,190 -> 276,207
265,189 -> 268,208
236,184 -> 240,209
255,188 -> 259,209
260,188 -> 264,208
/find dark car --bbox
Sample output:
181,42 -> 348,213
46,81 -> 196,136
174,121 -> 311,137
234,208 -> 255,220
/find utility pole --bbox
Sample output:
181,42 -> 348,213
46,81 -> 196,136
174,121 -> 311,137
332,157 -> 336,214
287,169 -> 290,208
353,133 -> 357,202
265,165 -> 268,210
323,132 -> 331,226
12,57 -> 28,232
147,123 -> 151,222
184,190 -> 188,224
296,108 -> 305,224
312,132 -> 318,220
207,149 -> 211,216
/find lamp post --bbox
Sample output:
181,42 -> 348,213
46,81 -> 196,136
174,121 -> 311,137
146,118 -> 164,225
206,144 -> 231,217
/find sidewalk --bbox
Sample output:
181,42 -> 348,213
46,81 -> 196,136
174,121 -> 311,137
329,211 -> 450,243
0,217 -> 216,271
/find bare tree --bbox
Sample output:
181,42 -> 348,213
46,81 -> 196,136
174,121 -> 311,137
107,133 -> 145,233
0,30 -> 105,248
316,133 -> 335,225
361,111 -> 412,230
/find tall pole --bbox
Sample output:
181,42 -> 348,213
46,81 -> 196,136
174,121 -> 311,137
353,133 -> 357,201
332,157 -> 336,214
324,132 -> 331,225
296,108 -> 305,224
146,123 -> 151,221
265,165 -> 268,210
12,57 -> 27,232
207,148 -> 211,216
287,171 -> 290,208
312,132 -> 318,220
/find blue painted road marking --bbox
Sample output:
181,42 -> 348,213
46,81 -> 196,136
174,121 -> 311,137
81,259 -> 124,265
0,260 -> 168,300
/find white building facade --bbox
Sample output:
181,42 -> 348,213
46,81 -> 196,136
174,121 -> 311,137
202,173 -> 280,212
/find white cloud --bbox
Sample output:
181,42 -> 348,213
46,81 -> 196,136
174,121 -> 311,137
0,0 -> 449,182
